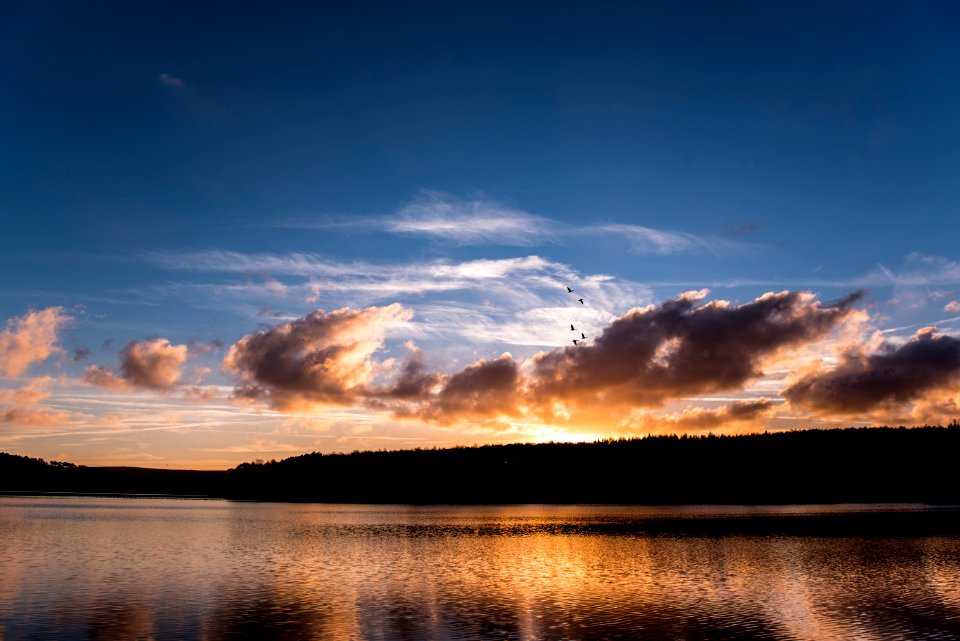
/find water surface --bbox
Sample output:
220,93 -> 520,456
1,498 -> 959,640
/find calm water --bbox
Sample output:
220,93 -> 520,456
1,499 -> 959,640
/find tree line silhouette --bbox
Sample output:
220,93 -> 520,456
2,424 -> 959,504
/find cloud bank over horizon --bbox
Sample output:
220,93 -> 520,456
66,286 -> 947,436
3,268 -> 960,468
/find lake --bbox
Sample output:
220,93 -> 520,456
1,498 -> 959,640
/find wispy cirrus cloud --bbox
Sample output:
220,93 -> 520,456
274,191 -> 761,255
645,254 -> 960,294
387,190 -> 556,246
158,73 -> 184,88
140,252 -> 650,349
141,252 -> 588,316
870,254 -> 960,287
144,249 -> 566,280
582,223 -> 756,256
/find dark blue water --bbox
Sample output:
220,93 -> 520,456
1,499 -> 958,640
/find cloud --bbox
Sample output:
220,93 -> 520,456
671,399 -> 777,430
143,251 -> 642,325
84,338 -> 188,392
409,353 -> 521,423
263,191 -> 762,254
225,291 -> 862,431
783,328 -> 960,415
0,406 -> 69,426
527,290 -> 864,413
0,376 -> 70,426
260,274 -> 288,297
625,399 -> 778,434
381,343 -> 440,400
119,339 -> 188,389
305,283 -> 322,304
158,73 -> 184,88
389,192 -> 758,254
187,339 -> 224,357
583,224 -> 755,256
142,252 -> 640,349
224,304 -> 412,410
387,190 -> 555,245
183,386 -> 218,402
145,250 -> 565,281
946,301 -> 960,313
841,254 -> 960,290
72,347 -> 91,362
82,364 -> 130,391
0,307 -> 72,378
0,376 -> 54,405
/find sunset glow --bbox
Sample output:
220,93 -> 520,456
2,3 -> 959,468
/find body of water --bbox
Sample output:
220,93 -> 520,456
1,498 -> 959,640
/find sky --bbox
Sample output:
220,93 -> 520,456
2,1 -> 960,468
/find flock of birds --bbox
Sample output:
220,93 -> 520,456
566,286 -> 587,346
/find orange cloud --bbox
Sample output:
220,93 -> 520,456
380,343 -> 440,400
0,307 -> 72,377
0,405 -> 69,426
0,376 -> 69,426
624,399 -> 778,434
410,353 -> 521,423
527,290 -> 862,415
84,338 -> 188,391
82,364 -> 131,391
224,304 -> 411,410
225,292 -> 862,432
183,386 -> 218,402
0,376 -> 54,405
783,328 -> 960,415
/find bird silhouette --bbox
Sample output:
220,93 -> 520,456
570,324 -> 576,331
566,286 -> 574,293
578,298 -> 584,304
572,339 -> 579,345
581,332 -> 586,339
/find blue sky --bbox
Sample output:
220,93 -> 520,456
2,2 -> 960,467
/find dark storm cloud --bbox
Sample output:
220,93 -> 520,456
384,348 -> 441,400
783,328 -> 960,414
528,290 -> 864,410
411,354 -> 521,422
222,291 -> 863,427
223,304 -> 410,410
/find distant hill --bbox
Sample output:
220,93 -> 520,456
3,425 -> 959,504
0,452 -> 226,497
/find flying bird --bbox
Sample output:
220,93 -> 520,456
566,286 -> 574,293
572,339 -> 579,345
578,298 -> 584,304
570,324 -> 576,331
581,333 -> 586,339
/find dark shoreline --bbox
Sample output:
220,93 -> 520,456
3,425 -> 960,505
0,490 -> 219,499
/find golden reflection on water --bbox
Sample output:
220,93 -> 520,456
1,499 -> 959,640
